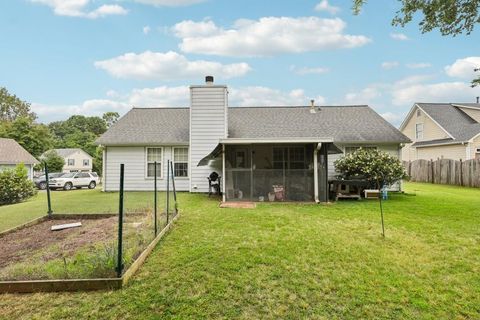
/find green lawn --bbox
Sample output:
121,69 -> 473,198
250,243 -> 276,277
0,183 -> 479,319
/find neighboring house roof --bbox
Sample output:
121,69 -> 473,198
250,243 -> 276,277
415,103 -> 480,142
96,105 -> 410,146
41,148 -> 92,159
0,138 -> 39,165
411,138 -> 459,147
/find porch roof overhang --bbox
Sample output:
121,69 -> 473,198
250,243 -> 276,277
197,137 -> 342,166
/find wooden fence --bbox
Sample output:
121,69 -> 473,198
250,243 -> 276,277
403,159 -> 480,188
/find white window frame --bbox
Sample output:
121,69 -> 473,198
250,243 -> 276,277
83,159 -> 90,166
173,147 -> 189,178
145,147 -> 163,179
415,123 -> 424,140
68,159 -> 75,166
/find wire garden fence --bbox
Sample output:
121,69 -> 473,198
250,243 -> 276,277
0,161 -> 178,282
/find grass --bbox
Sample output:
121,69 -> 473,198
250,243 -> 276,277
0,182 -> 479,319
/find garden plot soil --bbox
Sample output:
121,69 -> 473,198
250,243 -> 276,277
0,217 -> 117,270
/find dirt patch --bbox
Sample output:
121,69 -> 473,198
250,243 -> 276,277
0,217 -> 117,269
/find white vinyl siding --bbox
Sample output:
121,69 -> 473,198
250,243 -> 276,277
189,86 -> 227,192
173,147 -> 188,177
104,146 -> 189,191
146,147 -> 162,178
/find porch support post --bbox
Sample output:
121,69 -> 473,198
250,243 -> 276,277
222,144 -> 226,202
313,144 -> 319,203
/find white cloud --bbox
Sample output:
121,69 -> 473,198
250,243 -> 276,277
290,65 -> 329,75
314,0 -> 340,15
344,85 -> 382,104
445,57 -> 480,79
173,17 -> 371,57
94,51 -> 251,80
381,112 -> 403,123
230,87 -> 325,106
133,0 -> 205,6
390,32 -> 409,41
34,85 -> 325,122
381,61 -> 399,70
392,81 -> 480,106
143,26 -> 151,34
406,62 -> 431,69
30,0 -> 127,18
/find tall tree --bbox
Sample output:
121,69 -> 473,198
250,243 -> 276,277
0,117 -> 53,157
102,112 -> 120,128
353,0 -> 480,86
0,87 -> 36,121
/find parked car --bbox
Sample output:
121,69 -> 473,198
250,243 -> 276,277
33,172 -> 64,190
49,172 -> 100,190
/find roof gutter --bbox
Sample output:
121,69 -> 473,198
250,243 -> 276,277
219,137 -> 334,144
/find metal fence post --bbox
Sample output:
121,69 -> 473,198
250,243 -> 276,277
154,161 -> 158,236
44,163 -> 53,217
166,160 -> 170,225
170,161 -> 177,214
116,164 -> 125,277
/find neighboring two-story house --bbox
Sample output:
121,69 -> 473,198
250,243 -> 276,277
96,77 -> 410,202
400,103 -> 480,161
42,148 -> 93,173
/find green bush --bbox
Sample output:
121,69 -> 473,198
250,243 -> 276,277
0,164 -> 37,205
40,150 -> 65,172
334,148 -> 408,189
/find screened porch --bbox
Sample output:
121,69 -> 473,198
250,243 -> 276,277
224,144 -> 328,202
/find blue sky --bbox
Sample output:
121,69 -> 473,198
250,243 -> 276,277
1,0 -> 479,125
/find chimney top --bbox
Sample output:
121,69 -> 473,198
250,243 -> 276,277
205,76 -> 214,84
310,99 -> 316,113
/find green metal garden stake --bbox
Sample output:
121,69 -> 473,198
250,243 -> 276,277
44,164 -> 53,217
116,164 -> 125,277
154,161 -> 158,236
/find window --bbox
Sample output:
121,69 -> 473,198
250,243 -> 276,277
77,172 -> 90,178
415,123 -> 424,139
345,146 -> 377,154
83,159 -> 89,166
173,147 -> 188,177
146,148 -> 162,178
68,159 -> 75,166
272,147 -> 306,169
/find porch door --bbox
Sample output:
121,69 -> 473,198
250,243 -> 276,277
318,144 -> 329,202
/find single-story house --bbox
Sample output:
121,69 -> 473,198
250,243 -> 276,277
400,103 -> 480,161
96,77 -> 410,202
0,138 -> 39,180
41,148 -> 93,173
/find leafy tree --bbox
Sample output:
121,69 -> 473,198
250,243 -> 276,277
0,87 -> 36,121
102,112 -> 120,128
41,150 -> 65,172
334,148 -> 408,189
0,117 -> 53,157
0,164 -> 37,205
93,146 -> 104,174
353,0 -> 480,86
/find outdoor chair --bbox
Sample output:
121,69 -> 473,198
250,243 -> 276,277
208,172 -> 222,196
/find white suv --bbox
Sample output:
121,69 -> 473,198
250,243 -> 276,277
49,172 -> 100,190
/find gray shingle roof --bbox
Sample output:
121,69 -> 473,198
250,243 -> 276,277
96,105 -> 410,146
0,138 -> 39,165
417,103 -> 480,142
44,148 -> 91,158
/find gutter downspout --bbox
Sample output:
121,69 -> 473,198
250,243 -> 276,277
314,143 -> 321,203
222,144 -> 226,202
102,146 -> 107,192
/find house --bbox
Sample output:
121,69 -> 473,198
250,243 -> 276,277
96,77 -> 410,202
0,138 -> 39,180
42,148 -> 93,173
400,103 -> 480,161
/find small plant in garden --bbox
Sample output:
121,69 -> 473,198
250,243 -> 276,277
0,164 -> 37,205
334,148 -> 408,189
